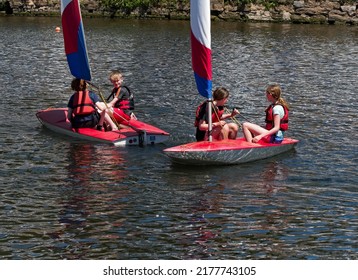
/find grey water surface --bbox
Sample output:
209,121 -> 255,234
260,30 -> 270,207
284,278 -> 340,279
0,17 -> 357,259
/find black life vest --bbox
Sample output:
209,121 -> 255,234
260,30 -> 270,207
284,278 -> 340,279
194,102 -> 224,127
107,85 -> 134,111
194,102 -> 207,127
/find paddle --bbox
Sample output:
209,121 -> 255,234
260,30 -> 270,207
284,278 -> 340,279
87,82 -> 147,147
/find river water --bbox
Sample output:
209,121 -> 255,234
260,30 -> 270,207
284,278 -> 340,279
0,17 -> 357,260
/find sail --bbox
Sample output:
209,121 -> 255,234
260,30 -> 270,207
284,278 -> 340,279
61,0 -> 91,81
190,0 -> 212,99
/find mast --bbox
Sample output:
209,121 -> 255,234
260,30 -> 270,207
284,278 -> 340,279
190,0 -> 213,141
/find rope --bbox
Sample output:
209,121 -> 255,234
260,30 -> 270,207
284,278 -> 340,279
211,103 -> 224,128
87,82 -> 146,147
224,107 -> 242,128
211,103 -> 242,129
87,82 -> 120,130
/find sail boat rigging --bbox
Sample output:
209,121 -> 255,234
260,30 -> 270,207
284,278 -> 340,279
163,0 -> 298,165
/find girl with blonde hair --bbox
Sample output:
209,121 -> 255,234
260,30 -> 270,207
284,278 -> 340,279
242,84 -> 289,143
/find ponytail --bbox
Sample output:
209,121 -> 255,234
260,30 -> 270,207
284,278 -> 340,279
266,84 -> 289,110
278,97 -> 290,111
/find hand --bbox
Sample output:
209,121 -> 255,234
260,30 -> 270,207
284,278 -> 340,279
252,135 -> 262,143
231,108 -> 240,117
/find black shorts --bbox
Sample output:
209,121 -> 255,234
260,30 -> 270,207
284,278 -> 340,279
71,112 -> 100,128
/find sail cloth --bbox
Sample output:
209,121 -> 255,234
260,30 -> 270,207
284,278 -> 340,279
61,0 -> 91,81
190,0 -> 212,99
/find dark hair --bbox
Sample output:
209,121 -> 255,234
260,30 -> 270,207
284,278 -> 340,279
71,78 -> 87,91
213,87 -> 229,101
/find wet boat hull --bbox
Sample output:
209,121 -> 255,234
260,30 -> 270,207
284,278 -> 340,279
163,137 -> 298,165
36,108 -> 169,146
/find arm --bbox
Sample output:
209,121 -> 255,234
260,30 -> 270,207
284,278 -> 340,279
221,108 -> 240,120
107,96 -> 118,108
198,119 -> 226,131
67,95 -> 74,122
67,107 -> 73,122
108,87 -> 122,108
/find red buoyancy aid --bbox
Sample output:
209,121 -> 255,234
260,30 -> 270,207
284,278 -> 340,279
212,105 -> 224,123
265,104 -> 289,131
194,102 -> 224,127
72,90 -> 96,115
111,86 -> 134,110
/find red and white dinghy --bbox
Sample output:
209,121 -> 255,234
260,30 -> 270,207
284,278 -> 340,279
163,137 -> 298,165
36,108 -> 169,146
163,1 -> 298,165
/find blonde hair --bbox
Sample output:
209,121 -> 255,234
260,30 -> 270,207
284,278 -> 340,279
71,78 -> 87,91
266,84 -> 289,110
213,87 -> 230,101
109,70 -> 123,81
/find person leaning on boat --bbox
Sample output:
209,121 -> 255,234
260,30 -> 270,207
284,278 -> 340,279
67,78 -> 118,131
106,70 -> 136,124
195,87 -> 240,141
242,83 -> 289,143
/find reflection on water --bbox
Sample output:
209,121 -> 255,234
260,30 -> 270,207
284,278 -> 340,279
0,17 -> 357,259
47,144 -> 130,259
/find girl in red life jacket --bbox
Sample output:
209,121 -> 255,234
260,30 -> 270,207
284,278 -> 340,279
242,84 -> 290,144
195,87 -> 240,141
107,70 -> 136,124
67,78 -> 118,131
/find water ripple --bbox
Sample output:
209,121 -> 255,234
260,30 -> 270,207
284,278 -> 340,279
0,18 -> 357,260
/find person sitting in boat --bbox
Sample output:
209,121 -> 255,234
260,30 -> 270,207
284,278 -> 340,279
195,87 -> 240,141
242,83 -> 289,144
67,78 -> 118,131
107,70 -> 136,124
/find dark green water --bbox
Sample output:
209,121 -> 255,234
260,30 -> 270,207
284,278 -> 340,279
0,17 -> 357,259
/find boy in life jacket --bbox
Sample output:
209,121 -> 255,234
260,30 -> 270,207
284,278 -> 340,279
107,70 -> 136,124
194,87 -> 240,141
67,78 -> 118,131
242,83 -> 289,144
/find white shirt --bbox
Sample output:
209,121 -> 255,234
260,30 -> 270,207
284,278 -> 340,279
273,104 -> 284,119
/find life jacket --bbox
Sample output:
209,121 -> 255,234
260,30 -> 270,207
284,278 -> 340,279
194,102 -> 207,127
107,85 -> 134,111
265,104 -> 289,131
72,90 -> 96,115
194,102 -> 224,127
212,105 -> 224,123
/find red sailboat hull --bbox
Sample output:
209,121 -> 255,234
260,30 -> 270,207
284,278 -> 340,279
36,108 -> 169,146
163,138 -> 298,165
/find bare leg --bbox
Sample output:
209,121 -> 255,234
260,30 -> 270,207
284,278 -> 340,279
211,123 -> 229,140
227,123 -> 239,139
242,122 -> 266,142
97,110 -> 106,126
104,114 -> 118,131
